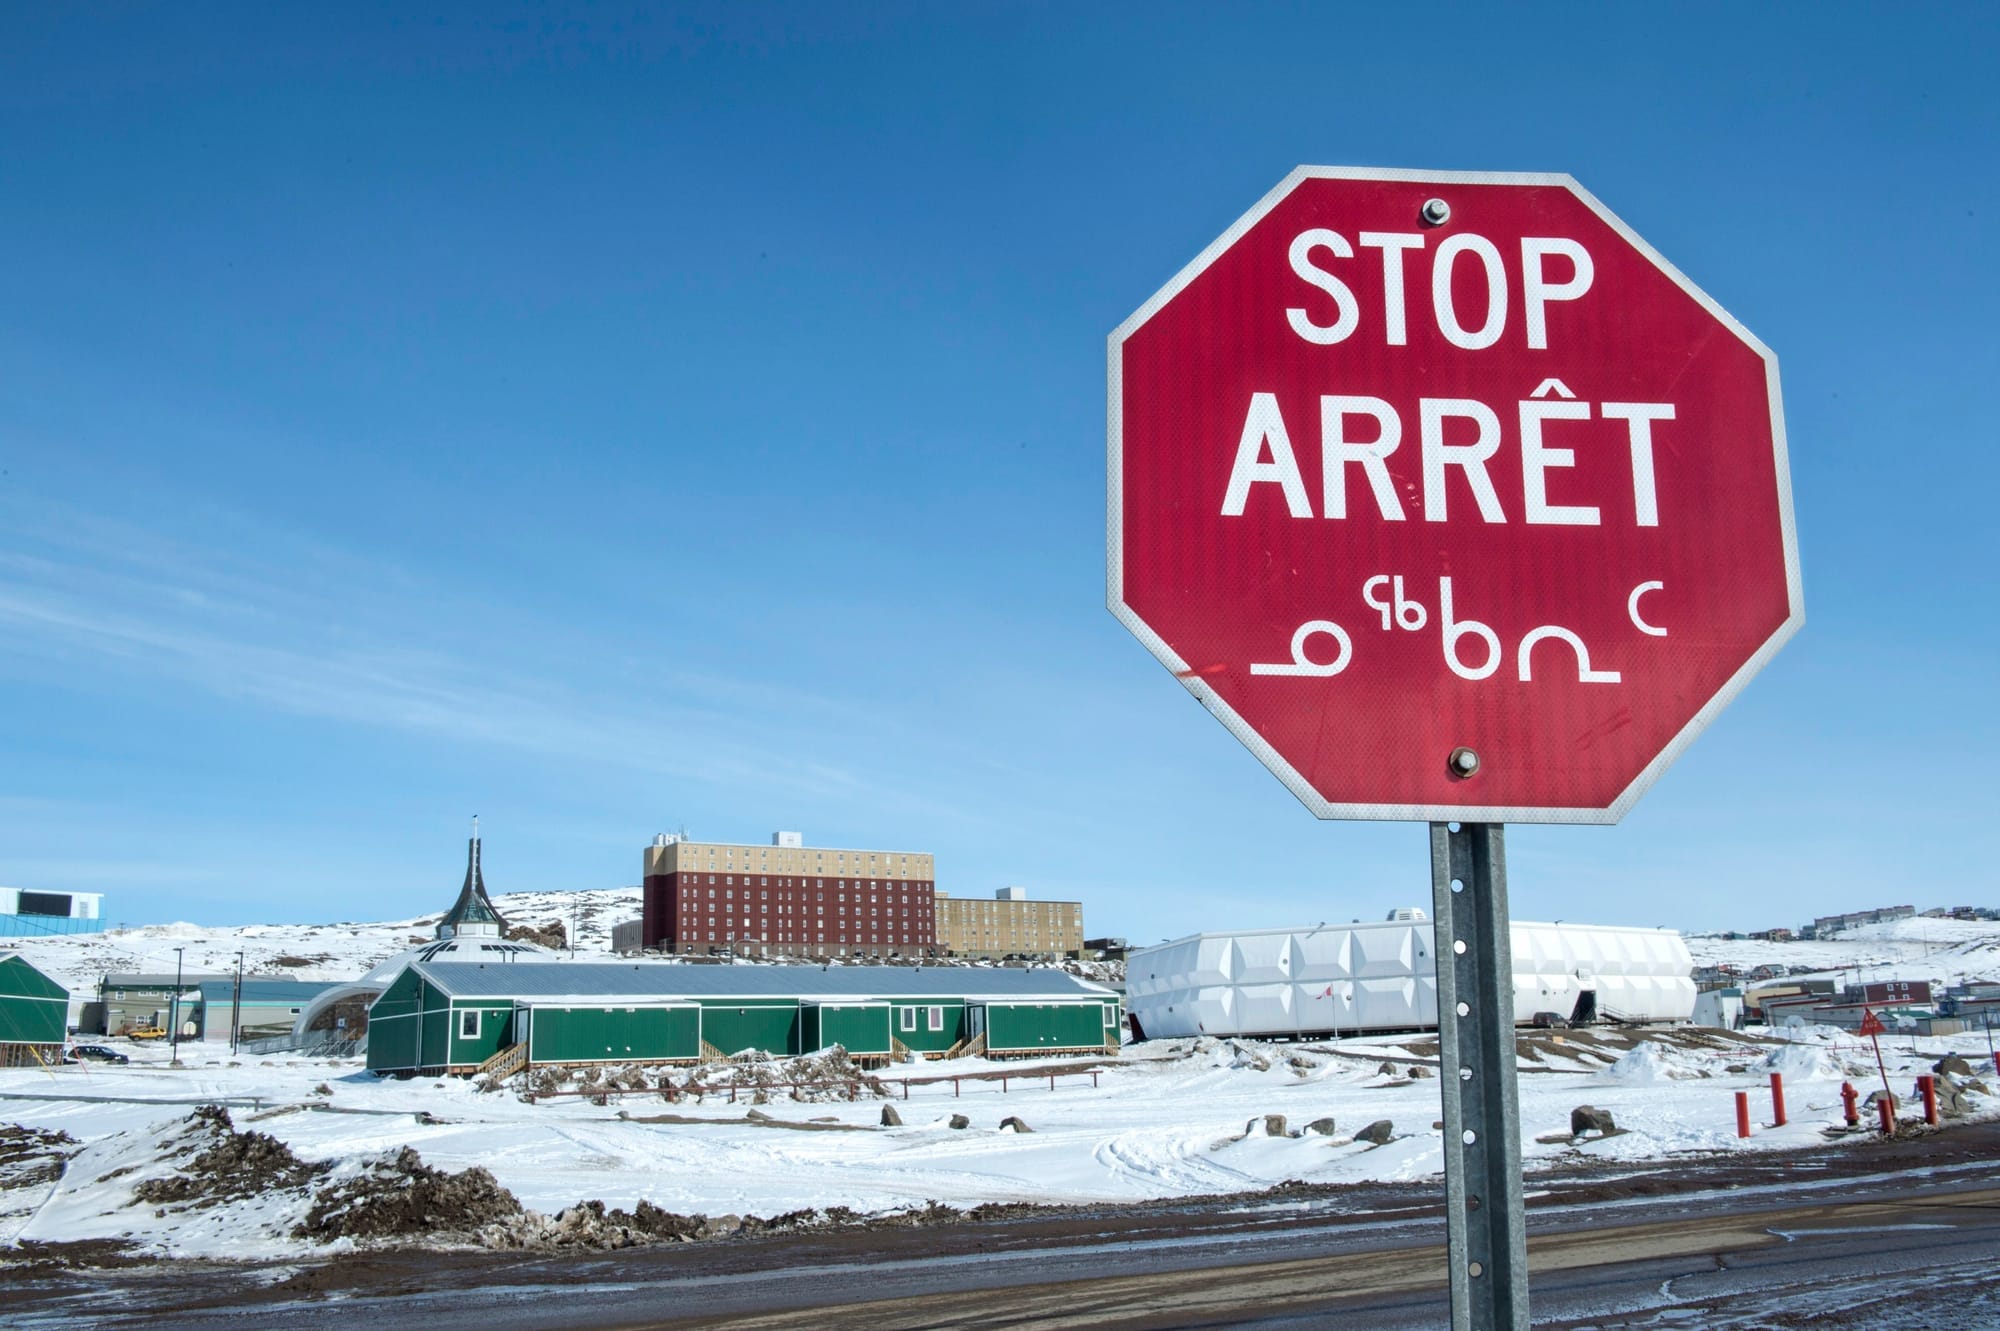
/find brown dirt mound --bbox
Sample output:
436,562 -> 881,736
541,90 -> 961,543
504,920 -> 567,950
293,1146 -> 526,1243
679,1046 -> 890,1103
0,1123 -> 78,1191
132,1106 -> 329,1210
537,1198 -> 706,1248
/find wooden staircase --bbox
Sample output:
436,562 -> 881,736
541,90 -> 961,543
956,1032 -> 987,1059
476,1042 -> 528,1082
700,1039 -> 729,1064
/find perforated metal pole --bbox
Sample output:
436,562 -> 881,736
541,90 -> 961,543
1430,822 -> 1529,1331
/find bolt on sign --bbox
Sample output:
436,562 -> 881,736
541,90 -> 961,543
1108,167 -> 1802,822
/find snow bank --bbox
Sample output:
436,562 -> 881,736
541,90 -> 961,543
1759,1041 -> 1853,1082
1600,1041 -> 1709,1084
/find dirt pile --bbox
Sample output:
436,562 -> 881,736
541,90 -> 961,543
294,1146 -> 525,1243
493,1199 -> 919,1250
504,919 -> 567,950
521,1062 -> 667,1101
676,1047 -> 890,1103
0,1123 -> 77,1191
521,1198 -> 707,1248
132,1106 -> 329,1211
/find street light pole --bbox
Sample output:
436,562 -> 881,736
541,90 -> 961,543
169,946 -> 185,1063
230,951 -> 244,1056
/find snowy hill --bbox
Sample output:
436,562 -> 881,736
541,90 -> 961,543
7,890 -> 1996,1010
1686,916 -> 2000,988
0,886 -> 642,999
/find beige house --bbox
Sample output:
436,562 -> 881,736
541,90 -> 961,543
935,887 -> 1084,959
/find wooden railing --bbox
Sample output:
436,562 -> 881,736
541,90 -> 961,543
700,1039 -> 729,1064
477,1042 -> 528,1081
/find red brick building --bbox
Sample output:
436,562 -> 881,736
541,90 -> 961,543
640,832 -> 936,957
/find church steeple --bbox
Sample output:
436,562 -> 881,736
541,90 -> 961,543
436,817 -> 506,940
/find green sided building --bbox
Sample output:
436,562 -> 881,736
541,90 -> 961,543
366,961 -> 1122,1076
0,954 -> 70,1067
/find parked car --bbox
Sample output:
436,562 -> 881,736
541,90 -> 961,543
125,1026 -> 167,1040
64,1044 -> 130,1064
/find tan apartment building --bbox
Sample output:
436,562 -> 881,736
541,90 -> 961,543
641,832 -> 936,957
935,886 -> 1084,959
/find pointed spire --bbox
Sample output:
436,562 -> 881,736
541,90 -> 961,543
437,818 -> 506,940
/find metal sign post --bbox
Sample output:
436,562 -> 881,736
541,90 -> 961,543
1430,821 -> 1528,1330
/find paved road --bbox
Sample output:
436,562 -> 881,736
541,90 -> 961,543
15,1128 -> 2000,1329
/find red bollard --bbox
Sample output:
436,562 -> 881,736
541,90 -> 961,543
1840,1081 -> 1859,1127
1769,1071 -> 1787,1127
1993,1051 -> 1999,1079
1919,1074 -> 1938,1126
1735,1090 -> 1751,1138
1878,1096 -> 1896,1136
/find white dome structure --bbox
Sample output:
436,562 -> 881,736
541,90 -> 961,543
1125,917 -> 1694,1040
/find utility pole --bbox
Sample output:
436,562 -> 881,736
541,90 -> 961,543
169,946 -> 185,1064
230,951 -> 245,1055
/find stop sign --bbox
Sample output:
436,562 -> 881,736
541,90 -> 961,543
1109,167 -> 1801,823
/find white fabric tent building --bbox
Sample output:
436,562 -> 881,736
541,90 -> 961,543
1125,912 -> 1693,1040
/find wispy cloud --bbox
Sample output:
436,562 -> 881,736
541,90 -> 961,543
0,495 -> 889,803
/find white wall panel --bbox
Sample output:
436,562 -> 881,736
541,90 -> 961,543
1127,920 -> 1692,1038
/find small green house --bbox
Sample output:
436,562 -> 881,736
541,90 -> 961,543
0,954 -> 70,1066
366,960 -> 1121,1076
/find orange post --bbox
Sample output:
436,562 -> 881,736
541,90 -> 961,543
1919,1074 -> 1938,1126
1878,1096 -> 1895,1135
1769,1071 -> 1787,1127
1735,1090 -> 1751,1138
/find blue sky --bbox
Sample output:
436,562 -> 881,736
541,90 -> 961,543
1,5 -> 1994,939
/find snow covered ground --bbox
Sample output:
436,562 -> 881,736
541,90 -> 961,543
4,904 -> 1998,1263
11,899 -> 1993,1008
2,1022 -> 1993,1261
0,885 -> 643,997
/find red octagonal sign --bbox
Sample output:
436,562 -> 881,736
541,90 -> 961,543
1109,167 -> 1802,823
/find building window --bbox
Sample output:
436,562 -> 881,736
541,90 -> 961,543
459,1010 -> 481,1040
900,1007 -> 917,1033
928,1006 -> 944,1032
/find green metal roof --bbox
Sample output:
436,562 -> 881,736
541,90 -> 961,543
411,961 -> 1115,1003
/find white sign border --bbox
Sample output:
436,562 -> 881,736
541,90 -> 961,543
1106,165 -> 1804,825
